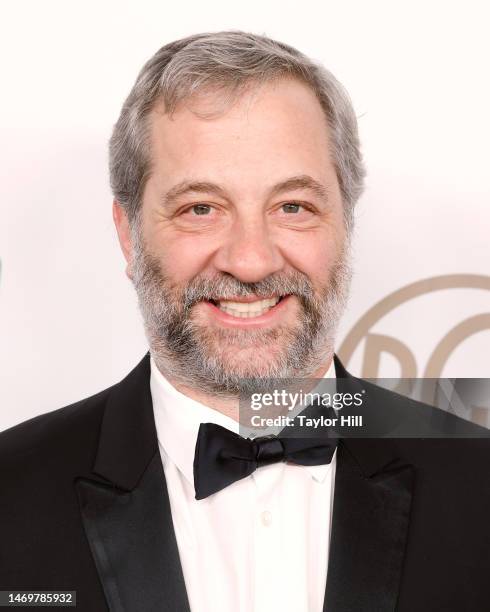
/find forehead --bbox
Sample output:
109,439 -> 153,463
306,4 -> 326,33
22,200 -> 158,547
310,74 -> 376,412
147,78 -> 336,192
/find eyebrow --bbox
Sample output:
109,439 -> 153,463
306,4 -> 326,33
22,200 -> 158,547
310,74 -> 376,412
269,175 -> 329,201
162,181 -> 228,208
161,174 -> 329,208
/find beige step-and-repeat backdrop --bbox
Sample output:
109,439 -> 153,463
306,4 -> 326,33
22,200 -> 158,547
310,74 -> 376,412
1,0 -> 489,432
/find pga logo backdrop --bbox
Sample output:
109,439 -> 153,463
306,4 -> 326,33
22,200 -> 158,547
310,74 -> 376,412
339,274 -> 490,379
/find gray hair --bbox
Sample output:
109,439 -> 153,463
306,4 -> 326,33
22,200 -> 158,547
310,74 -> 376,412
109,30 -> 365,231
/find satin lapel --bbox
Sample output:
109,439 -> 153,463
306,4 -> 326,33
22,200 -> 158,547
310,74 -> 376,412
76,452 -> 190,612
75,353 -> 190,612
323,442 -> 414,612
324,357 -> 416,611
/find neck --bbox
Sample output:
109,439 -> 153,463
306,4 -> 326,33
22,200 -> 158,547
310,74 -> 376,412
160,355 -> 335,422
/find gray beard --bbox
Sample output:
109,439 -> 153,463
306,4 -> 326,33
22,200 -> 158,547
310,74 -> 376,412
130,228 -> 352,398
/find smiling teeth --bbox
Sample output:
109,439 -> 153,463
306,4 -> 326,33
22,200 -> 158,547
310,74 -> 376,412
217,297 -> 281,317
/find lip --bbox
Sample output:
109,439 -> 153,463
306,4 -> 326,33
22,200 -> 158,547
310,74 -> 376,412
211,294 -> 279,304
201,295 -> 293,327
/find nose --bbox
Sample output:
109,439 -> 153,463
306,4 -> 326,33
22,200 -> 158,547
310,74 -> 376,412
212,213 -> 285,283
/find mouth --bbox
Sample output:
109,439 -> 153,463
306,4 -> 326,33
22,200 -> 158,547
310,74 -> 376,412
206,295 -> 287,319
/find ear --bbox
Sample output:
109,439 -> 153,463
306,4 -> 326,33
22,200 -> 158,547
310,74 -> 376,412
112,200 -> 134,281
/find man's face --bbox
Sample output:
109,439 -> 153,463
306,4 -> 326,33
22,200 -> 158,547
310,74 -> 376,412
126,78 -> 351,395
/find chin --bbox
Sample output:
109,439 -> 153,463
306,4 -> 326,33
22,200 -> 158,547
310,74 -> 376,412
209,339 -> 329,384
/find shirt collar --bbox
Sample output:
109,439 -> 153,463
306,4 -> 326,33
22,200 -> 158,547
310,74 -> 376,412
151,356 -> 336,489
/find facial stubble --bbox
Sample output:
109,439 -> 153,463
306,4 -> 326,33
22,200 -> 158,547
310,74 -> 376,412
131,228 -> 352,397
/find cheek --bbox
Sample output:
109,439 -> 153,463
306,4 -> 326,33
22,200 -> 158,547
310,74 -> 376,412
278,230 -> 341,282
153,233 -> 219,281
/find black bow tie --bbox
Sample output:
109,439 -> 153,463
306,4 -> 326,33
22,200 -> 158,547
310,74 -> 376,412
193,422 -> 338,500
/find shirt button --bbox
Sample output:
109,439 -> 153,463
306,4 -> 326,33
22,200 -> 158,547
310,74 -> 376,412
261,510 -> 272,527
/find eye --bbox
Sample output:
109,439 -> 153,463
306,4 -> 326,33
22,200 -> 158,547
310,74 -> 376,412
281,202 -> 304,213
191,204 -> 212,215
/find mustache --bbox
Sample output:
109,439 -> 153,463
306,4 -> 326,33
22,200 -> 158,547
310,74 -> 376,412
182,271 -> 315,309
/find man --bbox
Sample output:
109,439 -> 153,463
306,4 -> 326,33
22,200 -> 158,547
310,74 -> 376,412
0,31 -> 488,612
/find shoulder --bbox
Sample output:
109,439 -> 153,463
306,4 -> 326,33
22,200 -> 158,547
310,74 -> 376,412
353,376 -> 489,439
338,373 -> 490,480
0,385 -> 112,482
0,381 -> 126,576
0,353 -> 151,488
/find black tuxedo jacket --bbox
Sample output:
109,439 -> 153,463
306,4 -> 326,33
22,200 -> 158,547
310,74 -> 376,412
1,353 -> 489,611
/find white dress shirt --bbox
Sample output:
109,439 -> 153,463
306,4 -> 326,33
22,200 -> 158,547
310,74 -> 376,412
150,357 -> 337,612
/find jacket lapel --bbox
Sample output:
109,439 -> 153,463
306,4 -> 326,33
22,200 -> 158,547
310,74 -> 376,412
75,352 -> 414,611
75,353 -> 190,612
323,440 -> 414,612
323,357 -> 415,611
